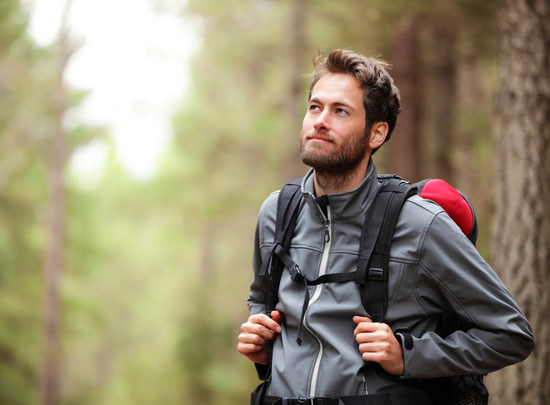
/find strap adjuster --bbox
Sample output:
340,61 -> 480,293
368,267 -> 386,280
290,265 -> 305,284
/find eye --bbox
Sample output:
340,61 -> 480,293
309,105 -> 321,112
335,108 -> 349,116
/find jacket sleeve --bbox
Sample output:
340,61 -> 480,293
247,218 -> 268,316
399,210 -> 535,379
247,192 -> 278,317
246,193 -> 279,380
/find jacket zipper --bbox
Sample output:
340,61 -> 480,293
304,207 -> 331,397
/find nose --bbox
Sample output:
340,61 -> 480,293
313,111 -> 331,132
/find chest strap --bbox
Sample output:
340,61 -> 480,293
272,242 -> 366,345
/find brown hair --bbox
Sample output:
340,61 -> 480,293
308,49 -> 401,152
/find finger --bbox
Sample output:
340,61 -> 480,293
355,331 -> 372,344
241,322 -> 279,340
361,351 -> 386,363
355,324 -> 392,342
359,341 -> 389,354
237,342 -> 264,355
355,330 -> 384,344
353,316 -> 372,325
249,313 -> 283,333
239,331 -> 269,346
271,310 -> 284,326
353,321 -> 380,337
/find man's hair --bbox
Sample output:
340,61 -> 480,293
308,49 -> 401,153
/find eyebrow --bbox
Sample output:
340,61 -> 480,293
309,97 -> 356,111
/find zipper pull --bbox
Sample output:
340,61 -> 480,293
362,373 -> 368,395
324,220 -> 330,243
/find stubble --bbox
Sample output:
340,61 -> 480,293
300,129 -> 370,192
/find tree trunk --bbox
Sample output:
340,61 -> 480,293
284,0 -> 307,180
455,44 -> 482,190
487,1 -> 550,404
431,19 -> 456,184
41,2 -> 72,404
386,15 -> 422,182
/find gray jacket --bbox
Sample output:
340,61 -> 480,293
247,161 -> 534,398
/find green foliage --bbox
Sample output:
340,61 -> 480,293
0,2 -> 107,403
0,3 -> 54,403
0,0 -> 27,51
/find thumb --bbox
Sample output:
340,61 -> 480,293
353,315 -> 372,325
271,310 -> 284,324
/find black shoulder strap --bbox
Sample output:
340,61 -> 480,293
254,179 -> 303,391
359,179 -> 417,323
259,178 -> 303,314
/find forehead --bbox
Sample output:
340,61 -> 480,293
310,73 -> 364,108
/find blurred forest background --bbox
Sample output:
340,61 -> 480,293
0,0 -> 548,405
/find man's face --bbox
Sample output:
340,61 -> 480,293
300,72 -> 368,174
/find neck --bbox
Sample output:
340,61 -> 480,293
313,159 -> 370,196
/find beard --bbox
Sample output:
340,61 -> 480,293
300,128 -> 369,190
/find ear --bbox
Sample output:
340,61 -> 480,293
368,122 -> 389,150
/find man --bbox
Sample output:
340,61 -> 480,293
237,49 -> 534,404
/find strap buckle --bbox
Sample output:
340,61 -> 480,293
290,264 -> 305,284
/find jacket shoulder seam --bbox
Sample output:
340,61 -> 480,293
388,257 -> 416,265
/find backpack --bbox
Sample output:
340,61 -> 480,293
255,175 -> 489,405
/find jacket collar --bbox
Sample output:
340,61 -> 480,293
301,159 -> 380,222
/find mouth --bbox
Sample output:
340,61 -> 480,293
307,134 -> 333,144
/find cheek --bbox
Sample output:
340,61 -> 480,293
353,118 -> 366,133
302,115 -> 313,131
300,126 -> 310,143
301,122 -> 315,139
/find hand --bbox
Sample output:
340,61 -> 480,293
353,316 -> 404,376
238,310 -> 283,365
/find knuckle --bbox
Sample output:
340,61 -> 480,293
252,334 -> 264,344
249,313 -> 263,322
252,324 -> 265,335
255,333 -> 267,344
